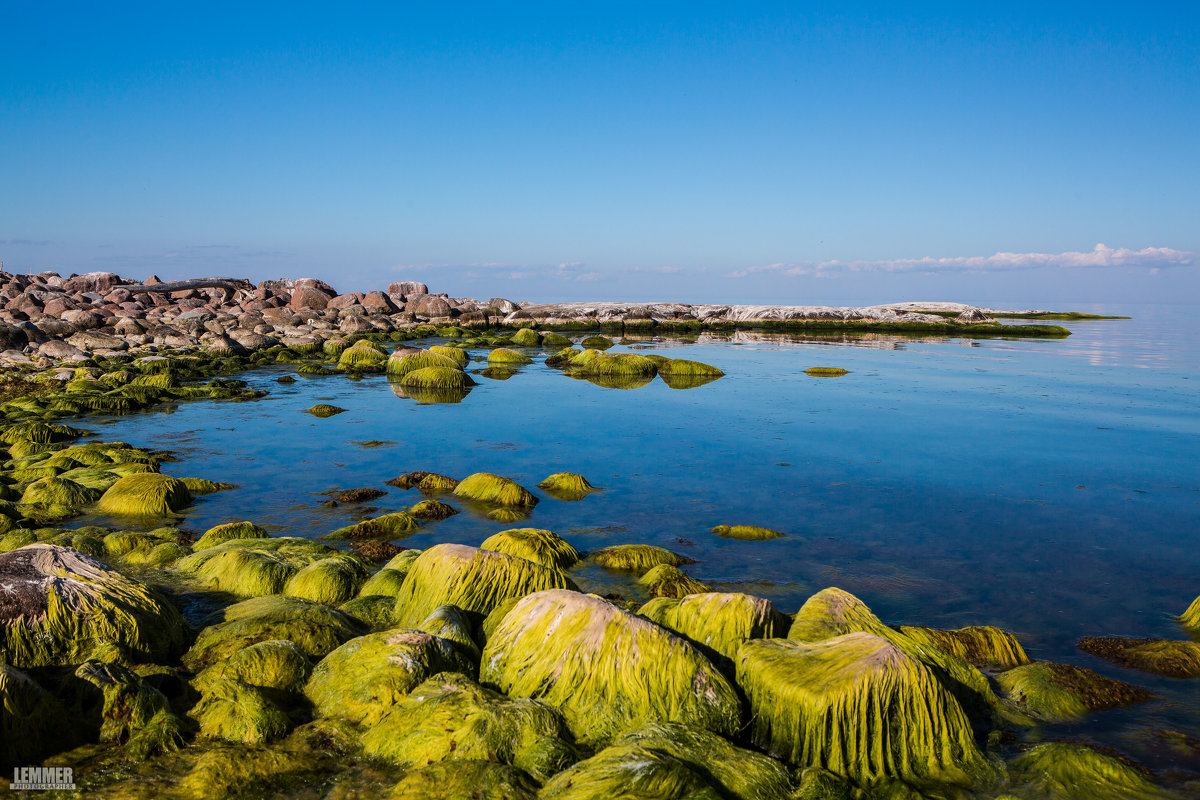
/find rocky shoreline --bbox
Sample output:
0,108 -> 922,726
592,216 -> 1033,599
0,270 -> 1075,369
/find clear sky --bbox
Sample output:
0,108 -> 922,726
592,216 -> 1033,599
2,2 -> 1197,307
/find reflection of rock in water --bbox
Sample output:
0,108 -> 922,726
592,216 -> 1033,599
660,372 -> 722,390
387,380 -> 470,404
480,367 -> 519,381
572,373 -> 655,390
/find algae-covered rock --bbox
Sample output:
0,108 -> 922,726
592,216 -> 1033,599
0,543 -> 186,667
387,470 -> 460,492
177,537 -> 335,597
327,510 -> 420,540
359,567 -> 407,598
0,662 -> 68,767
181,477 -> 236,495
487,347 -> 533,366
19,476 -> 100,508
580,335 -> 614,349
1009,743 -> 1172,800
386,349 -> 462,377
805,367 -> 850,377
1179,594 -> 1200,631
95,473 -> 191,517
283,556 -> 369,605
482,589 -> 741,745
429,344 -> 470,366
537,471 -> 599,501
710,524 -> 786,541
338,340 -> 389,371
453,472 -> 539,508
388,761 -> 539,800
303,404 -> 346,417
898,624 -> 1031,670
788,587 -> 998,714
305,628 -> 473,725
587,543 -> 694,575
996,661 -> 1153,722
658,358 -> 724,386
386,548 -> 423,572
1078,635 -> 1200,679
417,603 -> 481,662
638,592 -> 791,671
736,632 -> 993,787
339,595 -> 397,631
639,564 -> 711,599
191,678 -> 293,744
399,366 -> 476,391
193,639 -> 312,694
486,507 -> 530,523
362,672 -> 576,781
392,543 -> 576,627
183,594 -> 366,671
194,520 -> 269,550
480,527 -> 581,570
76,659 -> 169,743
408,498 -> 458,520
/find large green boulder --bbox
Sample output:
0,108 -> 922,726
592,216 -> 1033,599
481,589 -> 741,746
0,544 -> 186,667
638,592 -> 790,672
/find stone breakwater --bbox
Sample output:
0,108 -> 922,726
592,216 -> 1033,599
0,269 -> 1067,368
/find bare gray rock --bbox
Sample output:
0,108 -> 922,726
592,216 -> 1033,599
39,340 -> 88,361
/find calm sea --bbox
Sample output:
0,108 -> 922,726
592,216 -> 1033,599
73,301 -> 1200,772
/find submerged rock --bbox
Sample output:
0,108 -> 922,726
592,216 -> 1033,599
0,544 -> 186,667
480,527 -> 581,570
481,589 -> 741,746
709,524 -> 786,541
407,498 -> 458,520
361,672 -> 576,781
804,367 -> 850,377
736,632 -> 994,788
303,404 -> 346,417
1078,635 -> 1200,678
392,543 -> 575,627
638,592 -> 791,672
536,471 -> 599,501
996,661 -> 1153,721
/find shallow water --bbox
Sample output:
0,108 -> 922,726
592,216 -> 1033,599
71,302 -> 1200,774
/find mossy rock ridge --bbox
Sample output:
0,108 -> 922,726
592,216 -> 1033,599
638,592 -> 791,673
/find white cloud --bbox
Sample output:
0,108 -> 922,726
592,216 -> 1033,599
727,244 -> 1196,279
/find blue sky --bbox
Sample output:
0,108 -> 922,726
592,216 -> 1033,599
2,2 -> 1197,306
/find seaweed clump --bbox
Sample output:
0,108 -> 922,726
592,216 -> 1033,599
587,543 -> 694,575
804,367 -> 850,377
638,592 -> 791,671
638,564 -> 711,599
453,472 -> 539,509
96,473 -> 192,517
536,472 -> 599,501
1077,635 -> 1200,678
480,528 -> 582,570
303,404 -> 346,418
898,625 -> 1031,670
481,589 -> 741,746
710,524 -> 786,541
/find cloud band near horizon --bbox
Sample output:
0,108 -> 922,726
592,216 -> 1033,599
727,244 -> 1196,278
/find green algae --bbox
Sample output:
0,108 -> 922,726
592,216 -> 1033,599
359,567 -> 407,598
580,335 -> 614,349
996,661 -> 1153,722
1078,635 -> 1200,678
737,632 -> 994,788
407,498 -> 458,520
638,592 -> 791,671
398,365 -> 475,391
453,471 -> 539,508
486,507 -> 530,523
0,662 -> 69,767
385,349 -> 462,377
1178,594 -> 1200,632
327,510 -> 420,539
19,476 -> 100,508
305,628 -> 473,725
639,564 -> 712,598
180,477 -> 235,495
481,589 -> 741,746
193,639 -> 312,695
96,473 -> 192,517
76,659 -> 170,744
487,347 -> 534,366
428,344 -> 470,366
392,543 -> 576,627
283,555 -> 369,605
710,524 -> 786,540
303,404 -> 346,417
587,543 -> 694,574
536,471 -> 599,501
338,595 -> 398,631
1009,743 -> 1172,799
361,672 -> 576,781
337,340 -> 390,371
191,678 -> 293,744
389,761 -> 539,800
480,527 -> 581,570
805,367 -> 850,377
416,604 -> 481,662
898,625 -> 1031,670
182,594 -> 367,672
193,521 -> 269,550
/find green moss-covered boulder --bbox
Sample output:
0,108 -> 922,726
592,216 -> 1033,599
408,498 -> 458,520
386,349 -> 462,377
658,358 -> 724,378
736,632 -> 994,787
183,594 -> 367,672
453,472 -> 538,508
399,366 -> 476,391
194,521 -> 269,550
536,472 -> 599,501
0,544 -> 186,667
996,661 -> 1153,722
487,347 -> 533,366
898,625 -> 1031,670
788,587 -> 998,714
305,628 -> 473,725
709,524 -> 785,541
284,556 -> 369,605
587,543 -> 693,575
175,536 -> 335,597
359,567 -> 407,598
193,639 -> 312,695
580,335 -> 613,350
416,604 -> 480,662
327,510 -> 420,540
339,595 -> 397,631
575,353 -> 659,380
361,672 -> 576,781
805,367 -> 850,377
480,527 -> 581,570
303,404 -> 346,417
338,340 -> 389,371
428,344 -> 470,366
392,543 -> 575,627
96,473 -> 192,517
541,721 -> 791,800
191,678 -> 292,744
482,589 -> 741,746
0,663 -> 69,767
181,477 -> 236,495
1009,743 -> 1172,800
638,592 -> 791,672
1179,594 -> 1200,631
19,476 -> 100,508
75,659 -> 170,743
388,761 -> 538,800
1078,635 -> 1200,679
639,564 -> 711,598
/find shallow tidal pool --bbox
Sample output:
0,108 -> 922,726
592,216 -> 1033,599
71,303 -> 1200,775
